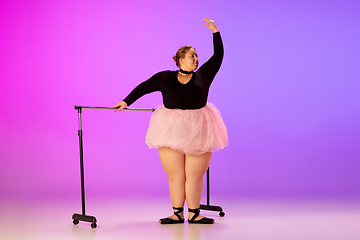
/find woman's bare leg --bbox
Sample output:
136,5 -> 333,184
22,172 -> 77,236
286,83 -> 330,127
159,147 -> 186,220
185,152 -> 212,220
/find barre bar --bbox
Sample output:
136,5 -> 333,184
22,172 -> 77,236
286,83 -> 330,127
74,105 -> 155,112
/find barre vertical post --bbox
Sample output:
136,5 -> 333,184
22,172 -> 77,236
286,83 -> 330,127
200,167 -> 225,217
78,107 -> 86,216
72,106 -> 97,229
207,167 -> 210,206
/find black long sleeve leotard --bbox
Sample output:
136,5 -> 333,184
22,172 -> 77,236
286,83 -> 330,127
123,32 -> 223,110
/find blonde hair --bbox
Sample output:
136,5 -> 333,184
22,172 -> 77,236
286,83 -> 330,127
173,46 -> 196,67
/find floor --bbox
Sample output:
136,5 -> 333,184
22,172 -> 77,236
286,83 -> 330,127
0,197 -> 359,240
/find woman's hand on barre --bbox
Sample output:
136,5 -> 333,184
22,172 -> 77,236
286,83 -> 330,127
112,101 -> 127,112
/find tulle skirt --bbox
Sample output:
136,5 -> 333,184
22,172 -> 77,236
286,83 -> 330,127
145,103 -> 228,155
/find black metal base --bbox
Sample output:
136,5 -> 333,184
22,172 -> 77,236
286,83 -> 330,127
72,213 -> 97,228
200,204 -> 225,217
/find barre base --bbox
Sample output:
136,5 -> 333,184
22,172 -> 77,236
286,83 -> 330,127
72,213 -> 97,228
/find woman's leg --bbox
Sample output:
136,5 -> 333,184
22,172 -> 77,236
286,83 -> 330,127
159,147 -> 186,220
185,152 -> 212,220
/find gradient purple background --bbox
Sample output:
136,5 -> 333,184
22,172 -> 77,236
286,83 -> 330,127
1,0 -> 359,201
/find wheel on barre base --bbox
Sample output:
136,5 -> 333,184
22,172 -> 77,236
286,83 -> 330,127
91,222 -> 97,229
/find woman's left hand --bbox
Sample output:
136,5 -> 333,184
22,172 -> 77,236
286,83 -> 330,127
111,101 -> 127,112
203,18 -> 219,33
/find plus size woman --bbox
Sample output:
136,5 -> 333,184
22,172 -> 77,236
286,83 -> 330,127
112,18 -> 228,224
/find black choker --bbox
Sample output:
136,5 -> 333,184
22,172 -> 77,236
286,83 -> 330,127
179,69 -> 193,75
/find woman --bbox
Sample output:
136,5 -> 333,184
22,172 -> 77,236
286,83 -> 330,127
112,18 -> 228,224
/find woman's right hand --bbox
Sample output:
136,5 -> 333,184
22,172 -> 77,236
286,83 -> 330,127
203,18 -> 219,33
112,101 -> 127,112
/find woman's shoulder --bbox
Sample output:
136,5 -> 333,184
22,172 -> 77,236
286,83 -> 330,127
146,70 -> 177,86
150,70 -> 177,79
152,70 -> 175,76
158,70 -> 177,74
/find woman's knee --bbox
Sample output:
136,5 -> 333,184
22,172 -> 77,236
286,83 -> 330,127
167,173 -> 186,184
185,153 -> 212,172
185,171 -> 205,183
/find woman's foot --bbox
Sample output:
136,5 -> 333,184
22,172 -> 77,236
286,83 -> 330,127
188,208 -> 214,224
159,207 -> 185,224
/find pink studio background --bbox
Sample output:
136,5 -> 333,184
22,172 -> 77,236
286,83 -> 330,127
1,0 -> 359,201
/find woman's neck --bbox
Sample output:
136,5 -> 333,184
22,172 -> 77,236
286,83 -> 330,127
179,68 -> 193,75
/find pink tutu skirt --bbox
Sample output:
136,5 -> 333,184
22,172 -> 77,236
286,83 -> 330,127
145,103 -> 228,155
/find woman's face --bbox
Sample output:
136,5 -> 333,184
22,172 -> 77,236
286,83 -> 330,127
180,48 -> 198,71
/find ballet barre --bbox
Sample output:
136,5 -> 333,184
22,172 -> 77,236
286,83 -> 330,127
71,105 -> 224,229
74,105 -> 155,111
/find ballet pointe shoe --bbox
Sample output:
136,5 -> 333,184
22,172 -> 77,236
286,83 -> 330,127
159,207 -> 185,224
188,208 -> 214,224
